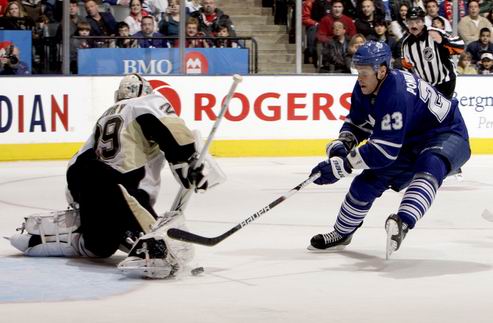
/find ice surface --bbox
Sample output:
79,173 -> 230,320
1,156 -> 492,323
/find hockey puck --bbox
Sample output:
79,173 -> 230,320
191,267 -> 204,276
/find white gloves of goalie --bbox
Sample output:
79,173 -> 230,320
170,154 -> 209,192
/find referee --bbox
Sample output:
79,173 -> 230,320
401,7 -> 464,99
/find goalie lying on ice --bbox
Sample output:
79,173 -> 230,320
9,73 -> 225,278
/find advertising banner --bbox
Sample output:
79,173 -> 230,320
0,30 -> 32,74
78,48 -> 249,75
1,75 -> 491,145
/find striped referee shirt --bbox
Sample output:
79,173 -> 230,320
401,27 -> 464,86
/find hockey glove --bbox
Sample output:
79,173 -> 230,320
326,140 -> 349,158
170,155 -> 209,192
326,132 -> 357,159
311,156 -> 352,185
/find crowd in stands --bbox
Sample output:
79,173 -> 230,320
1,0 -> 493,75
0,0 -> 239,74
302,0 -> 493,75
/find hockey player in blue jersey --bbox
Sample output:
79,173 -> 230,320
308,41 -> 471,258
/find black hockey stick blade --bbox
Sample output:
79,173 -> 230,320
167,173 -> 321,246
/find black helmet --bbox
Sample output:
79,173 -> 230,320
406,6 -> 425,20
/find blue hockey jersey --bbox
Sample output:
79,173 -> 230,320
342,69 -> 469,169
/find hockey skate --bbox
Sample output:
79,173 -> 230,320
385,214 -> 409,260
307,230 -> 353,252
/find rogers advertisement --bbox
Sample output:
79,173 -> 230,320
0,75 -> 491,145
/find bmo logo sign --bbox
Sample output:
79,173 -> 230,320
185,52 -> 208,75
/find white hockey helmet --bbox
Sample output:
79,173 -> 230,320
114,73 -> 154,102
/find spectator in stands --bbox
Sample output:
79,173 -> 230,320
183,16 -> 209,48
477,51 -> 493,74
158,0 -> 180,37
4,1 -> 35,30
142,0 -> 168,21
355,0 -> 382,37
214,23 -> 239,48
302,0 -> 330,66
124,0 -> 149,35
0,0 -> 7,16
70,21 -> 93,73
368,19 -> 397,54
133,15 -> 168,47
317,0 -> 356,45
21,0 -> 43,22
467,27 -> 493,64
457,52 -> 478,75
458,0 -> 493,45
319,21 -> 350,74
357,0 -> 387,19
190,0 -> 236,37
56,0 -> 85,39
425,0 -> 451,33
85,0 -> 118,38
115,21 -> 138,48
345,33 -> 366,74
431,16 -> 448,32
390,2 -> 409,40
440,0 -> 466,25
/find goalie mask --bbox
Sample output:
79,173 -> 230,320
114,73 -> 154,102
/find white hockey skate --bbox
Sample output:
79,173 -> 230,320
385,214 -> 409,260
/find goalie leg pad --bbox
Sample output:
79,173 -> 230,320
8,208 -> 94,257
118,211 -> 194,279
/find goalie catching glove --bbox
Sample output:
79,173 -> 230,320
170,153 -> 208,192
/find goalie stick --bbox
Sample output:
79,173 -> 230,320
167,172 -> 321,246
170,74 -> 243,212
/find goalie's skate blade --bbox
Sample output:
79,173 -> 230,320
385,220 -> 398,260
306,244 -> 348,252
3,236 -> 10,241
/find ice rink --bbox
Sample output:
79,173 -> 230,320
1,156 -> 492,323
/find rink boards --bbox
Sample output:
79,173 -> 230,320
0,75 -> 492,160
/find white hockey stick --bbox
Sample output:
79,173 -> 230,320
481,209 -> 493,222
170,74 -> 243,212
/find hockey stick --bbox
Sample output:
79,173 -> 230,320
170,74 -> 243,212
167,172 -> 321,246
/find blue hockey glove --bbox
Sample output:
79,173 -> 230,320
311,156 -> 352,185
326,140 -> 349,158
326,133 -> 357,159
